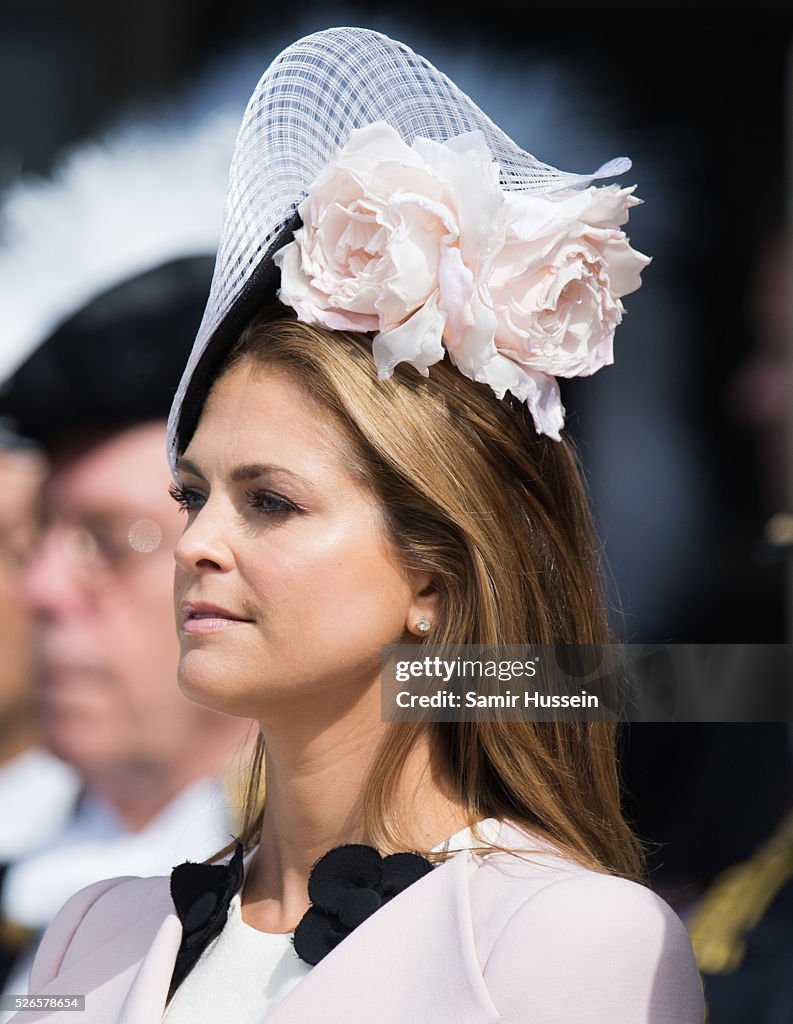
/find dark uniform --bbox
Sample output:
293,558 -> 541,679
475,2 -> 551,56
688,808 -> 793,1023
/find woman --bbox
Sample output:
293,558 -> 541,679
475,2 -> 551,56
14,27 -> 704,1024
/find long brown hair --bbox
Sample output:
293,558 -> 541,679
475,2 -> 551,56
212,305 -> 643,882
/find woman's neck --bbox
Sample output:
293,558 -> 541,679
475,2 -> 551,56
241,706 -> 469,933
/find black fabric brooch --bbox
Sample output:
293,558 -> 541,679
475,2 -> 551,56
168,841 -> 245,999
293,844 -> 434,965
167,840 -> 433,996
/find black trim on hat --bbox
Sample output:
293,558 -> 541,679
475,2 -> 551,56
174,213 -> 302,458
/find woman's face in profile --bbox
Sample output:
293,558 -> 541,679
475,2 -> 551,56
172,359 -> 419,721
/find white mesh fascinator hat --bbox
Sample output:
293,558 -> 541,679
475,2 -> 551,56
167,26 -> 649,469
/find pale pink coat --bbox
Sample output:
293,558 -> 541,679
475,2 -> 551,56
9,823 -> 704,1023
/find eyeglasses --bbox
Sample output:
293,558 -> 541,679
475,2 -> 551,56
31,514 -> 168,587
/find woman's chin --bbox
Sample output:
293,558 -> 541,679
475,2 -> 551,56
177,651 -> 282,720
177,650 -> 248,715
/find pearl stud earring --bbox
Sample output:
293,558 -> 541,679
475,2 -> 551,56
415,617 -> 431,633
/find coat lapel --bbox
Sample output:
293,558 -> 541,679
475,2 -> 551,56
263,848 -> 499,1024
10,885 -> 182,1024
117,913 -> 183,1024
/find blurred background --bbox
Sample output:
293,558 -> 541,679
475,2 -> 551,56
0,0 -> 792,1011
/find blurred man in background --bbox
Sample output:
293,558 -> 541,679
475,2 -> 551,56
685,230 -> 793,1023
0,443 -> 78,862
729,231 -> 792,519
0,107 -> 250,1007
0,257 -> 254,1008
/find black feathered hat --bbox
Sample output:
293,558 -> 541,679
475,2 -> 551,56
0,255 -> 214,451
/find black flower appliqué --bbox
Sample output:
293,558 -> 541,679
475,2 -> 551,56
292,844 -> 433,965
168,841 -> 244,998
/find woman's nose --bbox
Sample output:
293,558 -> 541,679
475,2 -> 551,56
173,502 -> 235,575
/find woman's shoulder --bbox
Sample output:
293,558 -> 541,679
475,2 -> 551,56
29,874 -> 173,992
471,820 -> 690,943
472,821 -> 680,934
469,821 -> 705,1023
50,872 -> 172,924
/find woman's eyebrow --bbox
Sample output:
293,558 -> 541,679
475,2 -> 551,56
229,463 -> 307,485
175,457 -> 309,487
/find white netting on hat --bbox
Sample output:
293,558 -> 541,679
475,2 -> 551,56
168,26 -> 631,464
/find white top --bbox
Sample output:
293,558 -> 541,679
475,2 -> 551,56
0,748 -> 79,860
2,776 -> 234,930
163,820 -> 502,1024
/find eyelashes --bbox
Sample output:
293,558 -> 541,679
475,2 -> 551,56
243,488 -> 298,514
168,484 -> 201,513
168,484 -> 298,516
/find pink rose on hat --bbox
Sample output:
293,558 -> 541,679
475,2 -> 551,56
274,121 -> 650,440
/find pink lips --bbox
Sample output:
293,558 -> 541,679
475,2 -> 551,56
180,601 -> 253,635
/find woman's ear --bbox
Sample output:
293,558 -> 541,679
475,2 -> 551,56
405,572 -> 441,638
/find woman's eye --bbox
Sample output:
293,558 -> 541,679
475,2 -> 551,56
245,489 -> 297,514
168,484 -> 205,513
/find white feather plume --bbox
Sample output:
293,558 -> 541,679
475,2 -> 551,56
0,108 -> 240,383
